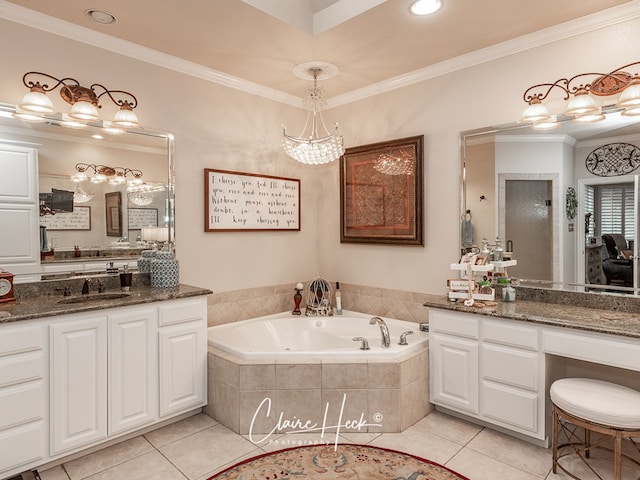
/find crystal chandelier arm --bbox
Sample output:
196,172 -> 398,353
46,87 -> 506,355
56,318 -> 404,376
91,83 -> 138,109
22,72 -> 80,92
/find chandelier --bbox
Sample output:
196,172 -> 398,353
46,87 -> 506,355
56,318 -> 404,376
73,185 -> 95,204
127,182 -> 165,206
282,63 -> 345,165
14,71 -> 140,132
374,148 -> 416,176
70,163 -> 143,185
520,61 -> 640,128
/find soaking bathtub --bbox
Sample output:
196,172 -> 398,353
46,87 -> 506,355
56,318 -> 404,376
207,310 -> 428,360
206,310 -> 431,435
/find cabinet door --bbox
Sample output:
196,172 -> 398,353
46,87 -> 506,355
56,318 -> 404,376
109,307 -> 158,435
158,320 -> 206,417
50,315 -> 108,455
429,332 -> 479,414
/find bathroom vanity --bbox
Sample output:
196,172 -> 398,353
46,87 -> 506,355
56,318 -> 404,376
425,291 -> 640,446
0,283 -> 211,479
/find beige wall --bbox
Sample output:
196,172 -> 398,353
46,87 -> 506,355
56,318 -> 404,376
1,15 -> 639,296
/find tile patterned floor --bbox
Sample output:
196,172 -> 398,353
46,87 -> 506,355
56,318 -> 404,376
38,411 -> 640,480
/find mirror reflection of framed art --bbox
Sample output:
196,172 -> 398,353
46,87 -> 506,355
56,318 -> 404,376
105,191 -> 122,237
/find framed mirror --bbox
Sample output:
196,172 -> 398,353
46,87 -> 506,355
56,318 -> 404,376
0,102 -> 174,282
461,110 -> 640,294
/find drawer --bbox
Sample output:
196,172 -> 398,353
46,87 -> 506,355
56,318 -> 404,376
481,344 -> 538,390
481,382 -> 539,433
482,319 -> 538,350
0,351 -> 44,388
428,309 -> 479,339
0,381 -> 45,431
158,298 -> 205,326
0,421 -> 45,474
0,324 -> 43,356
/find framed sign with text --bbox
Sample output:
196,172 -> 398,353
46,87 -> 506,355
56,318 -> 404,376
204,169 -> 300,231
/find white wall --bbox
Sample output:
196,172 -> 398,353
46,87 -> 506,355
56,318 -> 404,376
1,15 -> 639,295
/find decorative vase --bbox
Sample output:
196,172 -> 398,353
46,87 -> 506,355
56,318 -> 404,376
150,251 -> 179,288
137,249 -> 157,274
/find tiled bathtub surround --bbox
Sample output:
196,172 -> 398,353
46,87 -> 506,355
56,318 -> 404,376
205,346 -> 431,435
206,282 -> 428,327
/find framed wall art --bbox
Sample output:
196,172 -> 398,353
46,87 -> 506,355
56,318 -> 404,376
340,135 -> 424,245
204,169 -> 300,231
40,206 -> 91,231
105,191 -> 122,237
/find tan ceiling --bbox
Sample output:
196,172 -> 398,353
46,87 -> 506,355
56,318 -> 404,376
3,0 -> 634,100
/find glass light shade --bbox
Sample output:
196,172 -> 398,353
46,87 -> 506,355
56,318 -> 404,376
572,111 -> 605,123
127,177 -> 144,186
141,227 -> 158,241
282,132 -> 344,165
12,109 -> 47,123
617,82 -> 640,108
90,173 -> 108,183
59,114 -> 87,129
564,92 -> 598,116
69,101 -> 100,121
70,171 -> 88,183
622,105 -> 640,116
112,108 -> 139,128
19,90 -> 54,113
520,101 -> 550,123
109,175 -> 126,185
73,187 -> 94,204
532,116 -> 559,130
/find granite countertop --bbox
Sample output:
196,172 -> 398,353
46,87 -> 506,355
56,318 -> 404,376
0,283 -> 212,323
423,293 -> 640,339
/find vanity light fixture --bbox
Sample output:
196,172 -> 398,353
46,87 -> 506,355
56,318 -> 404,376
520,61 -> 640,124
71,163 -> 143,186
15,71 -> 140,131
282,62 -> 345,165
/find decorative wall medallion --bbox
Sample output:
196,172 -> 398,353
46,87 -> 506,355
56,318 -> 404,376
585,143 -> 640,177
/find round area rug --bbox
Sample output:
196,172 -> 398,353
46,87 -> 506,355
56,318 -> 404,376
208,443 -> 470,480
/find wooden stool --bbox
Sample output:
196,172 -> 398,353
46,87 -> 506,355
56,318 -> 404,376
550,378 -> 640,480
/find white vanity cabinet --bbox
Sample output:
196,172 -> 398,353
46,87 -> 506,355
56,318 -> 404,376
50,314 -> 108,455
0,141 -> 40,280
429,309 -> 545,442
0,295 -> 208,478
158,298 -> 207,417
0,323 -> 46,477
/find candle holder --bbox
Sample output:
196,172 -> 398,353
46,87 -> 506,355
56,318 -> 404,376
292,282 -> 303,315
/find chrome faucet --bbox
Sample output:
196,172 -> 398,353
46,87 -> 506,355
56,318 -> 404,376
369,316 -> 391,348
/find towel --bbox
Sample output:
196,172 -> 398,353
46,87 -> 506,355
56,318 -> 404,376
40,226 -> 48,252
461,218 -> 473,247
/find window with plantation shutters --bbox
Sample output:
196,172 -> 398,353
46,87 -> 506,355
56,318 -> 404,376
595,183 -> 634,242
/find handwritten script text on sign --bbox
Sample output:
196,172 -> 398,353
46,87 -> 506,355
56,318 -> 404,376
206,170 -> 300,230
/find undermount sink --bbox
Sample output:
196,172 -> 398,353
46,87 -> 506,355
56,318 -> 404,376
57,292 -> 131,304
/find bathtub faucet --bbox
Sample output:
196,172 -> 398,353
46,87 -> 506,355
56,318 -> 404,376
369,316 -> 390,348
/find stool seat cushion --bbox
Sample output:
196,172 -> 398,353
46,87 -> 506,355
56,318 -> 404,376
551,378 -> 640,429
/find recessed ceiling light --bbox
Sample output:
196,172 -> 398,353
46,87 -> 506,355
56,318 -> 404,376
410,0 -> 442,16
85,9 -> 117,25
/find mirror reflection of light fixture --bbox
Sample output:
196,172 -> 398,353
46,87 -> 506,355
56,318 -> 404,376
127,182 -> 165,206
282,62 -> 345,165
73,185 -> 95,204
141,226 -> 169,248
14,71 -> 140,130
373,148 -> 416,175
70,163 -> 143,185
520,61 -> 640,125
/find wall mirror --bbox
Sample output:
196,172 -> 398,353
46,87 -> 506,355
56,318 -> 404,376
461,110 -> 640,294
0,102 -> 174,281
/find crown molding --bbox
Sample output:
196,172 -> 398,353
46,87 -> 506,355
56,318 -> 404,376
1,0 -> 639,109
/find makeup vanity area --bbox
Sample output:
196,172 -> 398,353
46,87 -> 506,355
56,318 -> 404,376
0,103 -> 211,479
427,82 -> 640,447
